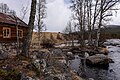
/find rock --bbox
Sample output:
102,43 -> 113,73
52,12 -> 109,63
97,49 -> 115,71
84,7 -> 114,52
104,39 -> 120,46
21,76 -> 33,80
88,78 -> 94,80
85,49 -> 97,56
45,76 -> 61,80
85,52 -> 89,58
66,52 -> 74,60
33,59 -> 41,70
54,74 -> 66,80
117,45 -> 120,47
86,54 -> 111,67
50,48 -> 65,59
45,73 -> 66,80
53,77 -> 60,80
51,48 -> 63,55
30,50 -> 50,59
30,50 -> 39,59
109,58 -> 114,63
20,74 -> 38,80
26,59 -> 41,71
58,59 -> 66,64
109,69 -> 114,72
70,70 -> 84,80
70,47 -> 80,54
30,59 -> 46,72
37,51 -> 50,59
67,52 -> 73,55
39,59 -> 46,72
0,50 -> 8,60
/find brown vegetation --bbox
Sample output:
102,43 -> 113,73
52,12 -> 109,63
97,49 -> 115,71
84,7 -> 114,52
31,32 -> 65,49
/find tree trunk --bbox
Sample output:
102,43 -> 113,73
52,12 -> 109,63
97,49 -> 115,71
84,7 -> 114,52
96,0 -> 103,48
38,0 -> 41,49
87,0 -> 92,46
22,0 -> 37,57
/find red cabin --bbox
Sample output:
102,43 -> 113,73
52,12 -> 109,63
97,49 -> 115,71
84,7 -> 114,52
0,13 -> 28,43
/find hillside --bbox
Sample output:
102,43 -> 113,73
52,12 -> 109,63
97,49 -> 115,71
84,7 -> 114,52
101,25 -> 120,39
70,25 -> 120,40
31,32 -> 65,45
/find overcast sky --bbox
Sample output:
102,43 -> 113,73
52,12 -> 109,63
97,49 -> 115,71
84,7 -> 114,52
0,0 -> 120,32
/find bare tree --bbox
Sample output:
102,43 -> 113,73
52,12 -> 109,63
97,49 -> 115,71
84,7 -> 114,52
63,21 -> 75,47
0,3 -> 16,15
22,0 -> 37,57
86,0 -> 92,45
20,6 -> 28,20
70,0 -> 87,48
0,3 -> 9,13
93,0 -> 119,47
35,0 -> 47,48
70,0 -> 119,49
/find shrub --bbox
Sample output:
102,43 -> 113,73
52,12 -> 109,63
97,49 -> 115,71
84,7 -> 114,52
0,69 -> 20,80
41,38 -> 55,48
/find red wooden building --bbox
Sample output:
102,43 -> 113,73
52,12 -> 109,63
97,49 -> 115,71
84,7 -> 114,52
0,13 -> 28,43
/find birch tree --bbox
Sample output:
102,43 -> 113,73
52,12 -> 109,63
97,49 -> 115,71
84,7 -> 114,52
70,0 -> 119,48
22,0 -> 37,57
35,0 -> 47,47
63,21 -> 75,47
70,0 -> 86,48
93,0 -> 119,47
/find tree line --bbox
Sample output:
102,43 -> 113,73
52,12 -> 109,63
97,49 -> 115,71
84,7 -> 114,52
0,3 -> 16,15
64,0 -> 119,49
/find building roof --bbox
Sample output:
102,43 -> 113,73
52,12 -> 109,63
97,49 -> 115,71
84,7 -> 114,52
0,12 -> 28,27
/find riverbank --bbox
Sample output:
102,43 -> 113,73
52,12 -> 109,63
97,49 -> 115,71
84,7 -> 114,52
0,39 -> 119,80
69,39 -> 120,80
0,48 -> 84,80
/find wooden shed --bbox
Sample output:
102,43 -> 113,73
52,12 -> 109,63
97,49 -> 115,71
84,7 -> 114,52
0,13 -> 28,43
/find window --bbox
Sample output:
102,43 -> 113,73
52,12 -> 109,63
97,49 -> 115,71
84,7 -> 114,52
18,29 -> 23,38
3,28 -> 11,38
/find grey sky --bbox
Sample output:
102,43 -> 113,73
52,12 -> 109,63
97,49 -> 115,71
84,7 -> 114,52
0,0 -> 120,32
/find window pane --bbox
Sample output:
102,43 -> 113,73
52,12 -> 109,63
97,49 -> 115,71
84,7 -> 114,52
4,30 -> 6,36
3,28 -> 10,38
18,29 -> 23,38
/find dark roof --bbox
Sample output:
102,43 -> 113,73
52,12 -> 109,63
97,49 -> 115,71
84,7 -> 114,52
0,12 -> 28,27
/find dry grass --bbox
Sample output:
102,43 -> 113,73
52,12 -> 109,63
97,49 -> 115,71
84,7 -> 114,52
32,32 -> 65,44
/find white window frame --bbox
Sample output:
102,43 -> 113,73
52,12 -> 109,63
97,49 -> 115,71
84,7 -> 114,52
18,29 -> 23,38
3,27 -> 11,38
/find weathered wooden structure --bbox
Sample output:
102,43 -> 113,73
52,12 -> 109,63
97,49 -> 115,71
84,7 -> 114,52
0,13 -> 28,43
0,13 -> 28,50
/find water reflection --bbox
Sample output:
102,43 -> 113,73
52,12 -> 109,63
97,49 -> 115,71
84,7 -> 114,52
69,46 -> 120,80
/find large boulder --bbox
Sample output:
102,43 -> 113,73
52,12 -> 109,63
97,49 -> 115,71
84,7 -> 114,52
86,54 -> 112,67
51,48 -> 65,58
26,59 -> 47,72
30,50 -> 50,59
0,50 -> 8,60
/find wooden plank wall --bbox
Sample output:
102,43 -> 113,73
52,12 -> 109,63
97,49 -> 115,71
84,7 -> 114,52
0,24 -> 28,43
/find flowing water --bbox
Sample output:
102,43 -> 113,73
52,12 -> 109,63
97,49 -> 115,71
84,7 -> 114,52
69,45 -> 120,80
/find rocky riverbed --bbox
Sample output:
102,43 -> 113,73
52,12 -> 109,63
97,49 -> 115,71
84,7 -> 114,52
69,39 -> 120,80
0,39 -> 119,80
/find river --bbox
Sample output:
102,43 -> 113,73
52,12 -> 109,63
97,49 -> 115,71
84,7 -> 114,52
69,39 -> 120,80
